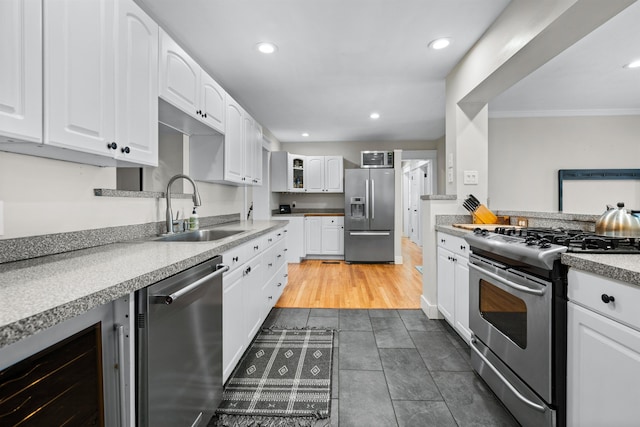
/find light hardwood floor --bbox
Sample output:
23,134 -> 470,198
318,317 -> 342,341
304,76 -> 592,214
275,237 -> 423,309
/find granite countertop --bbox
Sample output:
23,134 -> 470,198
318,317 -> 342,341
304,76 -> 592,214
436,224 -> 640,287
0,220 -> 287,349
272,208 -> 344,217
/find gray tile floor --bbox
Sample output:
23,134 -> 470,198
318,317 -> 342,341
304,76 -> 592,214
263,308 -> 520,427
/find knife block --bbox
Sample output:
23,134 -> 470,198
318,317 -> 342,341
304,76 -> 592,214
472,204 -> 499,224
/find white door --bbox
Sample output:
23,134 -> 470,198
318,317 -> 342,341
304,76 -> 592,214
200,71 -> 225,134
322,217 -> 343,254
45,0 -> 116,155
158,28 -> 199,117
114,0 -> 158,166
306,156 -> 324,192
243,113 -> 254,184
437,247 -> 455,325
324,156 -> 343,192
403,169 -> 411,237
410,169 -> 421,244
223,268 -> 245,382
305,217 -> 323,254
454,257 -> 471,343
0,0 -> 42,143
244,255 -> 263,341
225,96 -> 244,183
253,122 -> 263,185
567,302 -> 640,427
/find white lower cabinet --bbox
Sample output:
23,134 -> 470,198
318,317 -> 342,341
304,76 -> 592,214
305,216 -> 344,256
567,269 -> 640,426
436,231 -> 471,343
222,266 -> 245,381
222,226 -> 288,382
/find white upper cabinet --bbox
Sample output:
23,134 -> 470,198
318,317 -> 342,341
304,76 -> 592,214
303,156 -> 344,193
225,96 -> 244,183
0,0 -> 158,167
200,72 -> 226,133
306,156 -> 325,192
324,156 -> 344,192
114,0 -> 158,165
0,0 -> 42,144
159,29 -> 225,135
253,121 -> 263,185
159,28 -> 199,116
44,0 -> 116,156
243,112 -> 255,184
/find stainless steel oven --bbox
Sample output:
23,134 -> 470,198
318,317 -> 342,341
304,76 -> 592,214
465,229 -> 568,427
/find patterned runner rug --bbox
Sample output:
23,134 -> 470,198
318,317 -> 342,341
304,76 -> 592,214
214,328 -> 334,426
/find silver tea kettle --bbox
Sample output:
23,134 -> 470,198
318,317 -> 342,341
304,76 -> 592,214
595,202 -> 640,238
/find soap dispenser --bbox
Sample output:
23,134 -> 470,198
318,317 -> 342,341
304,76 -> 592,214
189,208 -> 199,230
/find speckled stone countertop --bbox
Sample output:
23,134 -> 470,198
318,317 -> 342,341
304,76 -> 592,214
434,225 -> 470,238
0,220 -> 286,349
271,208 -> 345,217
562,253 -> 640,287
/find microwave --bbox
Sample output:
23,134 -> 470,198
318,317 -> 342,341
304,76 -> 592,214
361,151 -> 394,168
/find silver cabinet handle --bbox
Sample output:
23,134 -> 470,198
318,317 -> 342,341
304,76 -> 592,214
115,324 -> 127,427
468,263 -> 545,296
152,264 -> 229,305
470,337 -> 546,413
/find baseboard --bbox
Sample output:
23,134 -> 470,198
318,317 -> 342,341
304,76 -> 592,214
420,295 -> 443,319
394,255 -> 403,264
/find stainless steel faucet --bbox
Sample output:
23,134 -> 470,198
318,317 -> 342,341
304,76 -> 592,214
165,174 -> 202,234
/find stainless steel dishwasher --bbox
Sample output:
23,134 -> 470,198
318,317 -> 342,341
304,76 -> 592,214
136,256 -> 228,427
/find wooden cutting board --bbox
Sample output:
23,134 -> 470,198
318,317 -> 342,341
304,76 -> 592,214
452,224 -> 522,231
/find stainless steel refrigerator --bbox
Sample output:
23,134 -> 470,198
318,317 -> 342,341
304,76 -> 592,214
344,168 -> 395,263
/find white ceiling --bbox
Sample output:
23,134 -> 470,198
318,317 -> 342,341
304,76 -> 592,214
490,1 -> 640,117
135,0 -> 511,142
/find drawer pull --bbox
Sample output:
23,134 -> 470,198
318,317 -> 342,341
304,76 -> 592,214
601,294 -> 615,304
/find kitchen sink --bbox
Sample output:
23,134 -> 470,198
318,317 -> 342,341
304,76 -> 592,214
154,228 -> 246,242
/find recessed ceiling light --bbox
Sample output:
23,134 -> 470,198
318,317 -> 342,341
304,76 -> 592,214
256,42 -> 277,54
370,112 -> 380,120
302,132 -> 309,137
429,38 -> 451,50
624,59 -> 640,69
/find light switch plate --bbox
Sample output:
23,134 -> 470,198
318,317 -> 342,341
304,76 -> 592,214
0,201 -> 4,236
463,170 -> 479,185
447,153 -> 453,168
447,169 -> 454,183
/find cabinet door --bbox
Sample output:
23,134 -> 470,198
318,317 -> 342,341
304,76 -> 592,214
288,154 -> 306,192
437,247 -> 455,325
305,217 -> 323,254
244,255 -> 263,341
45,0 -> 116,155
321,217 -> 343,255
159,28 -> 199,117
253,122 -> 263,185
224,96 -> 244,183
324,156 -> 344,192
306,156 -> 325,192
567,302 -> 640,426
454,256 -> 471,343
114,0 -> 158,166
223,267 -> 245,382
0,0 -> 42,143
242,112 -> 254,184
200,71 -> 225,134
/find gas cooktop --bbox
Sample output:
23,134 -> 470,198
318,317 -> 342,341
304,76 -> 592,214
488,226 -> 640,254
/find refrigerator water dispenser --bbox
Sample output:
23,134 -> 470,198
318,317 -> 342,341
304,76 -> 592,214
350,197 -> 365,218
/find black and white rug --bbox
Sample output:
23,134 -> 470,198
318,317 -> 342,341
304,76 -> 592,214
214,328 -> 334,427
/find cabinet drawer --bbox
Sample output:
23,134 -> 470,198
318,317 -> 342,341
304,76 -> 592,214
223,243 -> 249,272
568,269 -> 640,331
273,240 -> 287,269
437,232 -> 469,257
247,236 -> 265,257
322,216 -> 344,226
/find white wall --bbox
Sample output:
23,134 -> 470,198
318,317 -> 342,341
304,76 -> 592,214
0,136 -> 244,239
488,115 -> 640,213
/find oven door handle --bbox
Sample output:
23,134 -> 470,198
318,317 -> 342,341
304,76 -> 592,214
470,337 -> 546,413
468,263 -> 545,296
